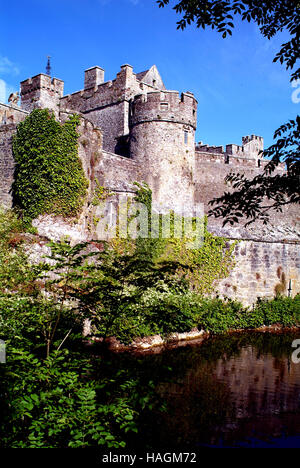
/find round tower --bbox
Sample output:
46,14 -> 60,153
129,90 -> 197,214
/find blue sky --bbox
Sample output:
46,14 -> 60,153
0,0 -> 298,148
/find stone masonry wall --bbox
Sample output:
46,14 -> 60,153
0,63 -> 299,307
0,100 -> 29,208
130,90 -> 197,213
217,240 -> 300,306
194,151 -> 300,238
0,123 -> 17,208
84,101 -> 128,154
20,74 -> 64,117
60,65 -> 158,153
130,120 -> 195,213
194,148 -> 300,306
194,152 -> 275,215
0,103 -> 29,125
94,150 -> 141,192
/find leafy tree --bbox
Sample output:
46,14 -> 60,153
209,116 -> 300,225
0,221 -> 151,449
157,0 -> 300,224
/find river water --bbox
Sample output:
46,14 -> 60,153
120,331 -> 300,449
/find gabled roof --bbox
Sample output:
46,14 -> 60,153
136,65 -> 165,90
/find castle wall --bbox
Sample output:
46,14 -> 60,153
0,104 -> 29,208
196,134 -> 264,161
83,101 -> 129,153
130,91 -> 197,213
0,63 -> 299,307
0,123 -> 17,208
0,103 -> 29,125
242,134 -> 264,159
193,151 -> 295,233
130,121 -> 195,212
60,65 -> 157,153
194,151 -> 270,213
217,240 -> 300,306
84,66 -> 105,89
20,74 -> 64,117
95,151 -> 141,192
194,149 -> 300,306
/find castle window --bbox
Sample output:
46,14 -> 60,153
184,131 -> 188,145
153,79 -> 156,87
160,102 -> 168,111
258,159 -> 261,167
225,154 -> 230,164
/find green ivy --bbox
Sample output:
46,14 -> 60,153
12,109 -> 88,224
132,182 -> 237,296
158,218 -> 237,296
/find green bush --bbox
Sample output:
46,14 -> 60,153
0,209 -> 39,294
194,297 -> 247,333
193,295 -> 300,334
0,348 -> 139,448
142,291 -> 195,336
251,295 -> 300,327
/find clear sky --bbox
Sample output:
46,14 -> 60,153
0,0 -> 297,148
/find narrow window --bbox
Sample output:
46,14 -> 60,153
160,102 -> 168,111
184,131 -> 188,145
258,159 -> 261,167
225,154 -> 230,164
153,79 -> 156,87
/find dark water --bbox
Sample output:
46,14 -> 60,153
118,331 -> 300,449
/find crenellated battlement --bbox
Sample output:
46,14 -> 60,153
195,143 -> 224,154
20,73 -> 64,115
20,74 -> 64,97
242,134 -> 263,145
84,66 -> 105,90
196,133 -> 264,166
130,90 -> 197,129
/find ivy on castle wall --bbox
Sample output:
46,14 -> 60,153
160,224 -> 237,296
101,182 -> 236,296
133,182 -> 237,294
12,109 -> 88,223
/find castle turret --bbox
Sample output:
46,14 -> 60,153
129,90 -> 197,213
20,74 -> 64,117
242,135 -> 264,159
84,66 -> 105,90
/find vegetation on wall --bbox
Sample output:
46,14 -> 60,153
159,224 -> 236,295
12,109 -> 88,224
104,181 -> 237,296
0,208 -> 299,448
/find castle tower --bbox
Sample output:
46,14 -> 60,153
129,90 -> 197,213
84,66 -> 105,89
20,74 -> 64,117
242,135 -> 264,160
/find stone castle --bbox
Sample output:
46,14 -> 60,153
0,63 -> 299,304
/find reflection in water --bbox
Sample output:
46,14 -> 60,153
126,332 -> 300,448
